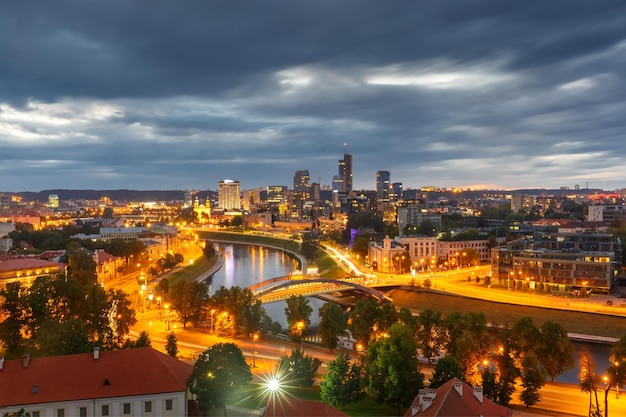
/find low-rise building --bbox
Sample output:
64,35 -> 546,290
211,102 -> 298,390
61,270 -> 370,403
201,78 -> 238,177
405,377 -> 512,416
492,233 -> 622,293
0,257 -> 66,289
0,347 -> 193,417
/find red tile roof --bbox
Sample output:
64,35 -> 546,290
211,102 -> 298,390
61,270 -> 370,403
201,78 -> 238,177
0,257 -> 63,273
262,397 -> 349,417
404,378 -> 513,417
0,347 -> 192,407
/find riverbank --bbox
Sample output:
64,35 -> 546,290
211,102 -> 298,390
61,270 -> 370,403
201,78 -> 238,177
391,288 -> 626,339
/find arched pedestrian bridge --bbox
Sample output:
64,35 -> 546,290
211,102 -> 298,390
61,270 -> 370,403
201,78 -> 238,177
252,277 -> 393,304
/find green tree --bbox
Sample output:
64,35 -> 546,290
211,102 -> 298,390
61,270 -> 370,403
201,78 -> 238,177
299,234 -> 319,262
157,278 -> 169,295
538,321 -> 575,382
170,279 -> 209,329
30,318 -> 91,357
429,356 -> 464,388
320,352 -> 365,410
378,302 -> 398,332
416,309 -> 444,363
443,311 -> 491,380
67,247 -> 97,286
603,335 -> 626,417
418,219 -> 437,236
512,317 -> 541,354
519,351 -> 546,408
277,347 -> 321,387
347,298 -> 381,345
134,330 -> 152,347
165,332 -> 178,357
493,327 -> 520,406
579,353 -> 602,417
189,343 -> 252,415
351,234 -> 371,260
107,288 -> 137,348
203,241 -> 216,259
481,367 -> 499,403
365,323 -> 425,413
210,286 -> 265,336
397,307 -> 418,334
318,302 -> 348,351
284,295 -> 312,344
0,282 -> 27,358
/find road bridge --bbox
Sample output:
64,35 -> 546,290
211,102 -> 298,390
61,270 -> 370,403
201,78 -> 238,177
253,277 -> 393,304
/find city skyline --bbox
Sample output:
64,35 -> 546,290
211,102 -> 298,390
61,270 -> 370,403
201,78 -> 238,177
1,2 -> 626,193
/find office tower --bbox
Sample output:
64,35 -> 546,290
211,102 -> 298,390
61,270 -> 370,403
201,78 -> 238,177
391,182 -> 403,201
267,185 -> 286,203
311,182 -> 320,201
376,171 -> 391,201
337,152 -> 353,192
218,179 -> 241,210
332,175 -> 344,193
293,170 -> 311,192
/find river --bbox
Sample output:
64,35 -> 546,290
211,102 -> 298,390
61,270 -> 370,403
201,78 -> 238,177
206,243 -> 325,330
206,242 -> 612,384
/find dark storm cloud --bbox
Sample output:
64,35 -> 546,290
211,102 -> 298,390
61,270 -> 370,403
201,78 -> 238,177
1,1 -> 625,192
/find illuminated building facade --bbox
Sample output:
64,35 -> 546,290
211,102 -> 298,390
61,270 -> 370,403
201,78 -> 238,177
218,179 -> 241,210
336,153 -> 352,193
492,233 -> 622,293
376,171 -> 390,201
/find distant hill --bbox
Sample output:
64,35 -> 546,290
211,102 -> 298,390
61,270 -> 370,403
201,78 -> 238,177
9,189 -> 216,203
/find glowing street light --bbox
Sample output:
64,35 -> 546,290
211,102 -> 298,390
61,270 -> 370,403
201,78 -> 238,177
252,333 -> 259,368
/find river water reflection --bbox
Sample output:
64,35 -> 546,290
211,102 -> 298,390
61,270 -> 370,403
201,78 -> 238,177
207,243 -> 323,329
207,243 -> 611,382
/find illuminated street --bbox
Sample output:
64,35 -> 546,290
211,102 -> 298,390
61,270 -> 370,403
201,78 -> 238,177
113,239 -> 626,417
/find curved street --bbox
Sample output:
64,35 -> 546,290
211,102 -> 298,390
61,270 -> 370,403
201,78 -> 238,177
111,237 -> 626,417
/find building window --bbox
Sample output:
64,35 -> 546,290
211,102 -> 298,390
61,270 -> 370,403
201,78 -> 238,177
165,399 -> 173,411
79,407 -> 87,417
144,401 -> 152,413
123,403 -> 131,415
102,405 -> 109,416
57,409 -> 65,417
32,412 -> 40,417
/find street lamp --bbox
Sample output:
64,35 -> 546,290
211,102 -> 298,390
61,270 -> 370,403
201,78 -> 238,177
210,309 -> 216,333
252,333 -> 259,368
140,285 -> 146,313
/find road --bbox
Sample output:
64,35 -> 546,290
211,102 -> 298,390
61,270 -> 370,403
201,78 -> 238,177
115,239 -> 626,417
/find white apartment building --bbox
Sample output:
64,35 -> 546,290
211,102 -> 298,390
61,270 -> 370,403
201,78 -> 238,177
0,347 -> 192,417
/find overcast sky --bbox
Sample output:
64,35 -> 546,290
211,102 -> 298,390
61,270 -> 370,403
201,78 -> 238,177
1,1 -> 625,193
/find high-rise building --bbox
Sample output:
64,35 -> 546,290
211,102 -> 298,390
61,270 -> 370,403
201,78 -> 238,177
218,179 -> 241,210
267,185 -> 286,203
293,170 -> 311,192
338,153 -> 353,192
311,182 -> 320,201
376,171 -> 391,201
391,182 -> 403,201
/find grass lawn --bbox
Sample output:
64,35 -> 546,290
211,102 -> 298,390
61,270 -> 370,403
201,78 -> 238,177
229,383 -> 398,417
392,289 -> 626,339
166,254 -> 215,286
